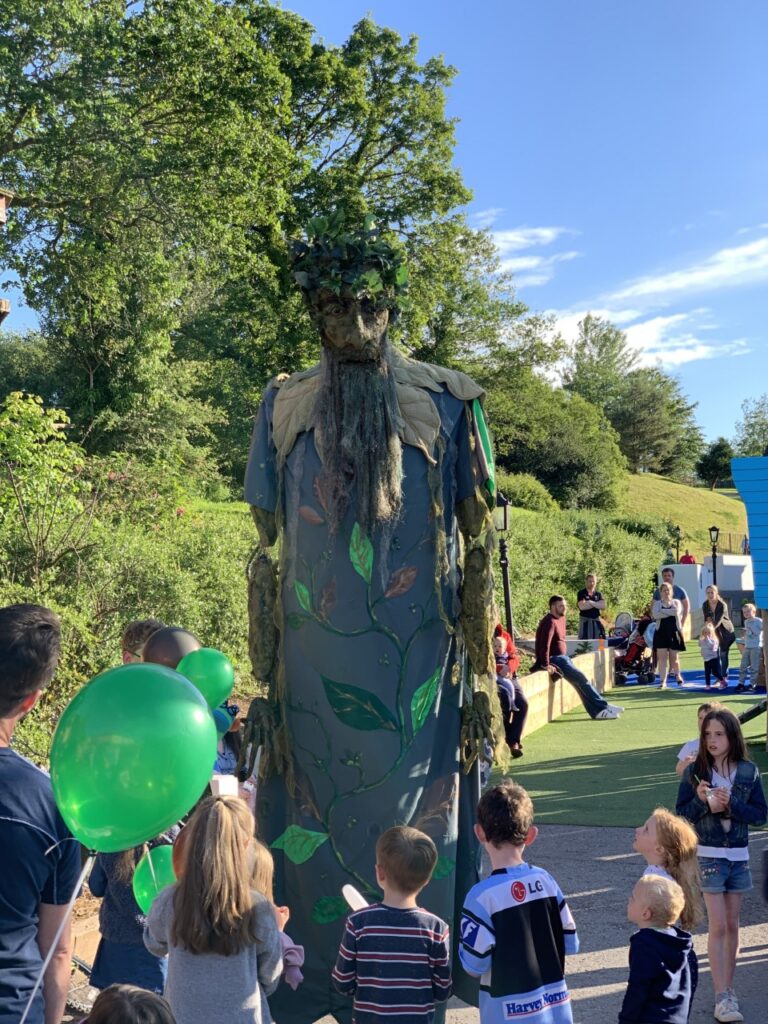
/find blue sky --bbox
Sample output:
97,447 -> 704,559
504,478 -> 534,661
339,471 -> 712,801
284,0 -> 768,442
4,1 -> 766,442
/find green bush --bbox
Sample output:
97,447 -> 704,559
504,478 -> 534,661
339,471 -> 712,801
1,394 -> 256,762
494,508 -> 665,635
496,471 -> 559,513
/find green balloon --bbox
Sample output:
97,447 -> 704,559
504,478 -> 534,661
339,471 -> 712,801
132,844 -> 177,915
176,648 -> 235,709
50,663 -> 216,852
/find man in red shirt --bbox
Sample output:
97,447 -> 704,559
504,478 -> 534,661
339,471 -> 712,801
533,595 -> 623,720
679,550 -> 696,564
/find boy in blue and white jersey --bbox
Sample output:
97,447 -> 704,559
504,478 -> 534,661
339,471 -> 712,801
459,780 -> 579,1024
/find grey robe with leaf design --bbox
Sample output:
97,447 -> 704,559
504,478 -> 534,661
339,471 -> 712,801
244,355 -> 490,1023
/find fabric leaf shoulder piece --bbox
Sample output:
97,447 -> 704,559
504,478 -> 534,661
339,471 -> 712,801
322,676 -> 398,732
395,382 -> 441,464
271,371 -> 320,465
349,523 -> 373,583
271,825 -> 329,865
410,666 -> 441,734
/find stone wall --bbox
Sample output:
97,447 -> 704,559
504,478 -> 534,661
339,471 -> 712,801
517,649 -> 614,736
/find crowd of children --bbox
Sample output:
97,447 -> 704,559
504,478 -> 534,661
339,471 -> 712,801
66,619 -> 766,1024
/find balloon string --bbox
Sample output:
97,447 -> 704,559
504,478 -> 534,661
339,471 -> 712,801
146,845 -> 159,891
19,853 -> 95,1024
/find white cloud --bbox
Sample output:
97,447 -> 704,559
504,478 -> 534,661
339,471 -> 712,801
608,236 -> 768,302
470,207 -> 504,230
486,225 -> 580,288
551,306 -> 750,370
492,225 -> 574,256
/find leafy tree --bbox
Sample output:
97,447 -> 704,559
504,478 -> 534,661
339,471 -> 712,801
471,339 -> 627,510
734,394 -> 768,456
563,315 -> 702,478
696,437 -> 735,490
1,2 -> 488,483
564,313 -> 638,411
606,368 -> 703,476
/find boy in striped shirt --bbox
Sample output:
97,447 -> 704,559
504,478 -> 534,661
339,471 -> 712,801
332,825 -> 452,1022
459,780 -> 579,1024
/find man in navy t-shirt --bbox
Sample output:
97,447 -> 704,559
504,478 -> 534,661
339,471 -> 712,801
0,605 -> 81,1024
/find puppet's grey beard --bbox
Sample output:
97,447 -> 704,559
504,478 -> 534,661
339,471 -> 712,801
313,340 -> 403,537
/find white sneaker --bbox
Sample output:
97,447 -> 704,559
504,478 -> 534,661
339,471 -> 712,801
714,995 -> 744,1022
595,708 -> 620,720
606,703 -> 625,713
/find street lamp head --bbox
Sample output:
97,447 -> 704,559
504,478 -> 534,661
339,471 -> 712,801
709,525 -> 719,546
494,491 -> 509,533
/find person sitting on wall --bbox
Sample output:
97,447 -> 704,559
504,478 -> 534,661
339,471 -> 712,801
531,595 -> 623,720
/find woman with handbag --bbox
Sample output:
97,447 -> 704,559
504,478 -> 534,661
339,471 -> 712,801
703,585 -> 736,689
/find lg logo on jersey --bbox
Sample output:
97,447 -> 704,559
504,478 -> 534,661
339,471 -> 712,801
511,879 -> 543,902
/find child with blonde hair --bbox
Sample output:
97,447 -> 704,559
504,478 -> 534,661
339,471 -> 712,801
620,875 -> 693,1023
633,807 -> 703,1015
737,603 -> 763,692
144,796 -> 282,1024
699,622 -> 720,691
249,839 -> 304,991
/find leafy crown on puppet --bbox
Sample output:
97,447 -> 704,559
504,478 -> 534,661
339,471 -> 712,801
290,209 -> 411,317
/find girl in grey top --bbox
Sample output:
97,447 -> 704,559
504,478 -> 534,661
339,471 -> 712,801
144,796 -> 282,1024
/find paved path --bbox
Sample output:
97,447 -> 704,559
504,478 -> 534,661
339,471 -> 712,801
444,823 -> 768,1024
65,824 -> 768,1023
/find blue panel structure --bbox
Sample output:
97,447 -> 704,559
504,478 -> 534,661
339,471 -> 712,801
732,456 -> 768,609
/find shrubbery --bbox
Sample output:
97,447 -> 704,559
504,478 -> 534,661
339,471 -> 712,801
1,393 -> 254,763
493,508 -> 665,635
496,471 -> 559,513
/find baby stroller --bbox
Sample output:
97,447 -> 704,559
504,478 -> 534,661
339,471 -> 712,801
612,611 -> 656,686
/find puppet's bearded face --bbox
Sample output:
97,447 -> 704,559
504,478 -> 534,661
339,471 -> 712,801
311,291 -> 402,536
316,290 -> 390,362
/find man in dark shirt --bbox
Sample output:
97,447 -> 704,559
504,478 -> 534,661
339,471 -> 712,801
0,605 -> 82,1024
533,596 -> 623,720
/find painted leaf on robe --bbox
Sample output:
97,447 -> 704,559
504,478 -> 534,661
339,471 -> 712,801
271,825 -> 329,865
410,666 -> 441,734
299,504 -> 324,525
293,580 -> 312,613
349,523 -> 373,584
311,895 -> 349,924
319,577 -> 337,621
432,855 -> 455,879
322,676 -> 398,732
385,566 -> 417,599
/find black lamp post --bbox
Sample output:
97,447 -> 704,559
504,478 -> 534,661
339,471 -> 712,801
495,491 -> 514,635
673,525 -> 682,563
709,525 -> 720,587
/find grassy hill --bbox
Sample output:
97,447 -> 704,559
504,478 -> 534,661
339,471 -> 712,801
622,474 -> 747,556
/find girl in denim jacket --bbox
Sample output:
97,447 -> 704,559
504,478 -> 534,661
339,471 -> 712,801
676,708 -> 767,1023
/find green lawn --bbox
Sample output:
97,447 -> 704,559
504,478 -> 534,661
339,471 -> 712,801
494,686 -> 767,828
622,474 -> 747,554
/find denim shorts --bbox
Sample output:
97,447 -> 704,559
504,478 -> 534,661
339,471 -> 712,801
699,856 -> 752,894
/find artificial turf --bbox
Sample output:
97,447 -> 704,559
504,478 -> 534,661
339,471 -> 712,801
493,683 -> 768,828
